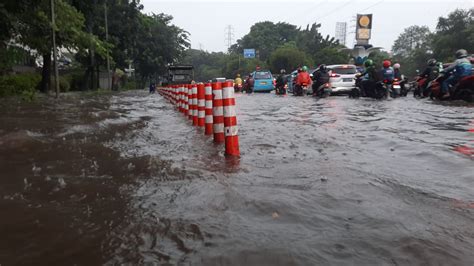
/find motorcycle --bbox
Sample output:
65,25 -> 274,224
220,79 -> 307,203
293,83 -> 308,96
275,83 -> 287,95
313,82 -> 331,98
350,75 -> 387,100
429,72 -> 474,102
388,79 -> 400,98
234,83 -> 243,93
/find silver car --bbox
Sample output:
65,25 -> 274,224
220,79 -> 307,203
327,64 -> 358,94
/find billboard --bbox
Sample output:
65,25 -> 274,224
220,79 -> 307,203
356,14 -> 373,41
243,49 -> 256,59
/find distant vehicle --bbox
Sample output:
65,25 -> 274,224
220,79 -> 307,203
287,70 -> 298,93
212,77 -> 226,83
167,65 -> 194,85
327,64 -> 358,95
251,70 -> 275,92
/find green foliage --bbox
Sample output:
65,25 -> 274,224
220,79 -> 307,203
51,76 -> 70,92
268,45 -> 313,73
392,26 -> 432,58
432,8 -> 474,60
122,81 -> 137,91
314,47 -> 350,66
0,73 -> 40,100
368,50 -> 391,69
391,8 -> 474,77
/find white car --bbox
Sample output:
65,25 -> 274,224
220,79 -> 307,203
327,64 -> 358,94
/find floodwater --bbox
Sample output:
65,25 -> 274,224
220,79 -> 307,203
0,91 -> 473,265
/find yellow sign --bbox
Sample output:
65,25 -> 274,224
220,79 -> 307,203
359,16 -> 371,27
357,29 -> 371,40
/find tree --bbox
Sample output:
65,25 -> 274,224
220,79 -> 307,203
229,21 -> 299,61
14,0 -> 105,92
269,44 -> 313,73
432,8 -> 474,61
392,26 -> 432,58
314,47 -> 350,65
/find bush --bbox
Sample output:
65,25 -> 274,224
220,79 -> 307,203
0,73 -> 41,101
51,76 -> 70,92
121,81 -> 136,91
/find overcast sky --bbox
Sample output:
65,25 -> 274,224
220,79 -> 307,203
141,0 -> 473,53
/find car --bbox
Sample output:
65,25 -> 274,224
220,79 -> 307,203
251,70 -> 275,92
327,64 -> 358,95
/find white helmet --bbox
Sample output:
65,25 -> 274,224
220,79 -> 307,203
393,63 -> 401,69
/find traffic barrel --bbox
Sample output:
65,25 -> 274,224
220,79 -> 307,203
172,85 -> 177,106
204,83 -> 213,135
177,85 -> 183,113
192,84 -> 198,126
184,85 -> 189,116
187,84 -> 193,120
197,83 -> 205,127
222,81 -> 240,156
212,82 -> 225,143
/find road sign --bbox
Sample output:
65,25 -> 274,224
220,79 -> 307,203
356,14 -> 373,41
243,49 -> 255,59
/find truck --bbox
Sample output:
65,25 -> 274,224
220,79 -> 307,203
165,65 -> 194,85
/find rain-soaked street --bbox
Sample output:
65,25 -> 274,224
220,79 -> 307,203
0,91 -> 473,265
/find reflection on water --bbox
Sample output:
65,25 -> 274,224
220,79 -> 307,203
0,92 -> 473,265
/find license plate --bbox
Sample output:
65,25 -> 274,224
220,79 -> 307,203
260,82 -> 267,85
393,85 -> 401,89
343,78 -> 352,82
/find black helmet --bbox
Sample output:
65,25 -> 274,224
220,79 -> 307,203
319,64 -> 327,71
455,49 -> 468,59
280,69 -> 286,74
427,59 -> 437,66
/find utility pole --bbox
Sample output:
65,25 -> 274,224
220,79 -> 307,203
224,25 -> 234,52
51,0 -> 59,98
104,1 -> 111,90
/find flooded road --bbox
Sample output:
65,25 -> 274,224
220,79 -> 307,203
1,91 -> 473,265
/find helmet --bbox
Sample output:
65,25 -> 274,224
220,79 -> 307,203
280,69 -> 286,74
427,59 -> 437,66
302,66 -> 308,72
237,74 -> 240,77
364,59 -> 374,67
383,60 -> 391,68
455,49 -> 468,59
393,63 -> 400,69
319,64 -> 327,71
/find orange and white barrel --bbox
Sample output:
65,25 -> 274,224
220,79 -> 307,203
177,85 -> 183,113
184,85 -> 189,116
172,85 -> 177,106
192,84 -> 198,126
222,81 -> 240,156
212,82 -> 225,143
188,84 -> 193,120
204,83 -> 213,135
197,83 -> 205,127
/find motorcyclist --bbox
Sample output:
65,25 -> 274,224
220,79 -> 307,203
417,59 -> 440,95
380,60 -> 395,83
312,64 -> 330,96
393,63 -> 402,80
234,74 -> 243,92
244,73 -> 254,93
295,66 -> 312,95
358,59 -> 380,97
360,59 -> 379,82
234,74 -> 242,86
275,69 -> 287,95
441,49 -> 473,98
